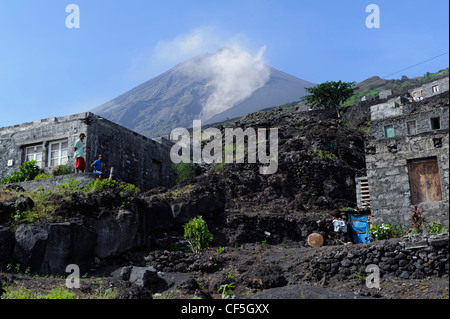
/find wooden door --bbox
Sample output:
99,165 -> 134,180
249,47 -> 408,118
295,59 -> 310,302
408,158 -> 442,204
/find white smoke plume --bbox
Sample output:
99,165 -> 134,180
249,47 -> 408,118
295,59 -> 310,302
151,27 -> 271,121
191,46 -> 270,121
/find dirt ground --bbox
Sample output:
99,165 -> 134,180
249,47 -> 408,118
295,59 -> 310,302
1,242 -> 448,300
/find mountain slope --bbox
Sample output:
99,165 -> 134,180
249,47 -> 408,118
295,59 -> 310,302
92,49 -> 314,137
355,68 -> 449,93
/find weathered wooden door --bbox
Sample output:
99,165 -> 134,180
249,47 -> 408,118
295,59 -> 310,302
408,158 -> 442,204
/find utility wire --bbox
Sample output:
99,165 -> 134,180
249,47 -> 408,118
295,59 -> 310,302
381,52 -> 449,79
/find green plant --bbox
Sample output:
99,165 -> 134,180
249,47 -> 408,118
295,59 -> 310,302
14,263 -> 21,274
368,224 -> 392,241
391,224 -> 410,237
216,246 -> 225,254
1,287 -> 38,299
261,240 -> 268,250
352,267 -> 367,284
55,178 -> 81,193
39,287 -> 76,299
1,160 -> 40,185
52,163 -> 74,176
0,171 -> 23,184
19,160 -> 41,181
225,268 -> 239,279
172,162 -> 196,183
426,222 -> 448,235
1,286 -> 77,300
218,283 -> 236,299
312,150 -> 333,161
83,179 -> 140,196
34,173 -> 51,180
183,216 -> 213,253
12,208 -> 39,224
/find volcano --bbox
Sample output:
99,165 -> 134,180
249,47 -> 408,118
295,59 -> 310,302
92,48 -> 314,137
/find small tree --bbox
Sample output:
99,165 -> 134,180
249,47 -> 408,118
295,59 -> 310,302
301,80 -> 358,117
183,216 -> 213,253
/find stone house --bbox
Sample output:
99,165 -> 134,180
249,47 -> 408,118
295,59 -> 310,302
0,112 -> 175,190
360,84 -> 449,227
408,77 -> 449,102
378,89 -> 392,100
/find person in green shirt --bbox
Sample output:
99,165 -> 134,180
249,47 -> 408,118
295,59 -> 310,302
74,133 -> 86,173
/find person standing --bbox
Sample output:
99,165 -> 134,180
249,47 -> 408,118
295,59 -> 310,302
74,133 -> 86,173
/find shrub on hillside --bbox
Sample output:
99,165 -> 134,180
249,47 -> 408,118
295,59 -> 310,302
0,161 -> 41,185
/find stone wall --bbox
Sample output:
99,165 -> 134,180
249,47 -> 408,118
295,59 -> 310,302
365,130 -> 449,226
84,114 -> 175,190
370,107 -> 449,139
301,233 -> 449,283
370,97 -> 406,121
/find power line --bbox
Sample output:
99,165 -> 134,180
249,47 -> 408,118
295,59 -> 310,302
381,52 -> 449,79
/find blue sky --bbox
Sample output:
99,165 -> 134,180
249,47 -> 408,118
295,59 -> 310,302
0,0 -> 448,127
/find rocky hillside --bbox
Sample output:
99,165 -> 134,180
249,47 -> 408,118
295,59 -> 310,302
179,106 -> 368,214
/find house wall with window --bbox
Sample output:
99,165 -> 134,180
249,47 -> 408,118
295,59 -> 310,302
370,107 -> 449,139
408,77 -> 449,101
365,91 -> 449,226
0,112 -> 175,190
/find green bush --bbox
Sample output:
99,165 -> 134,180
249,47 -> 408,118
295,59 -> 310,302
0,160 -> 40,185
19,161 -> 41,181
172,162 -> 196,183
0,171 -> 23,184
183,216 -> 213,253
426,222 -> 449,235
83,179 -> 140,196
